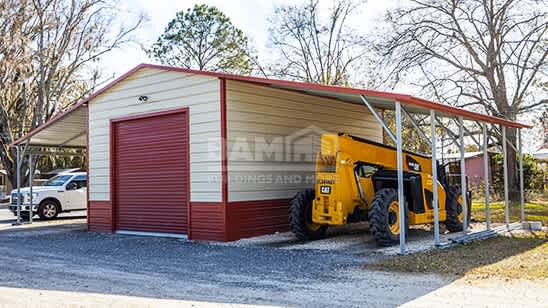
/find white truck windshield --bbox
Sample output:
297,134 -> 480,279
43,175 -> 72,186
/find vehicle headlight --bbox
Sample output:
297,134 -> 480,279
24,193 -> 39,203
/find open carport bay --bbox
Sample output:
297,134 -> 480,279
0,220 -> 546,307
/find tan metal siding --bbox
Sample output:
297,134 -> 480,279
88,67 -> 221,202
226,80 -> 383,202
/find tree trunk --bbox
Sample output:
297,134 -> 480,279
0,147 -> 17,191
503,128 -> 520,206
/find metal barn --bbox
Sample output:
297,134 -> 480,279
10,63 -> 529,252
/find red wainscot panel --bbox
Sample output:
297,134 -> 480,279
88,201 -> 113,232
226,199 -> 291,241
189,202 -> 225,241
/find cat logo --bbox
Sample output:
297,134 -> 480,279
406,155 -> 421,172
320,186 -> 331,194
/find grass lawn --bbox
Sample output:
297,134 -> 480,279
471,200 -> 548,226
364,231 -> 548,281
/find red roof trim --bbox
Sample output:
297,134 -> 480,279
10,62 -> 530,146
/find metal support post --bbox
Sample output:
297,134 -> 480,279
502,126 -> 509,228
395,102 -> 406,254
15,146 -> 21,225
458,117 -> 469,231
483,124 -> 491,230
518,128 -> 525,222
430,110 -> 439,245
28,150 -> 33,224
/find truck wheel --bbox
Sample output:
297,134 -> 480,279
38,200 -> 60,220
369,188 -> 408,247
444,186 -> 471,232
289,189 -> 327,241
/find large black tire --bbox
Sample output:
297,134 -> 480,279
368,188 -> 408,247
444,186 -> 471,232
289,189 -> 327,241
38,200 -> 60,220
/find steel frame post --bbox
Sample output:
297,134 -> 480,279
28,150 -> 33,224
430,110 -> 439,245
395,102 -> 406,254
458,117 -> 469,231
502,126 -> 509,228
483,123 -> 491,230
518,128 -> 525,222
15,146 -> 21,225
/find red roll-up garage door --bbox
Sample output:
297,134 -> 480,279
112,109 -> 189,234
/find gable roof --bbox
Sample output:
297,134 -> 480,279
10,63 -> 530,147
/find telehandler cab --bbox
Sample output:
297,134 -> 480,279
289,133 -> 470,246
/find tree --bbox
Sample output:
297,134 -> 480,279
148,4 -> 254,75
379,0 -> 547,202
267,0 -> 369,86
492,153 -> 544,200
0,0 -> 143,188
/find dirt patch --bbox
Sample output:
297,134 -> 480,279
364,230 -> 548,282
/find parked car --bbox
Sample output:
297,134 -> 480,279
9,172 -> 87,220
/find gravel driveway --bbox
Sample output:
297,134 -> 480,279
0,221 -> 546,307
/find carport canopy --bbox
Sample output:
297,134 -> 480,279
12,103 -> 87,148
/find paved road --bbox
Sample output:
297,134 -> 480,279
0,221 -> 546,307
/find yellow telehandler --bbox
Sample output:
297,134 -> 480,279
289,133 -> 470,246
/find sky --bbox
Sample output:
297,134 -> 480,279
101,0 -> 399,78
99,0 -> 543,152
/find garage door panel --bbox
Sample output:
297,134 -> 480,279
115,139 -> 189,151
115,162 -> 188,171
113,109 -> 189,234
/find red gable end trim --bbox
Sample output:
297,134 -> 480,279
10,63 -> 530,147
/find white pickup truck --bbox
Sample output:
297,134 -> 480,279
9,172 -> 87,220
